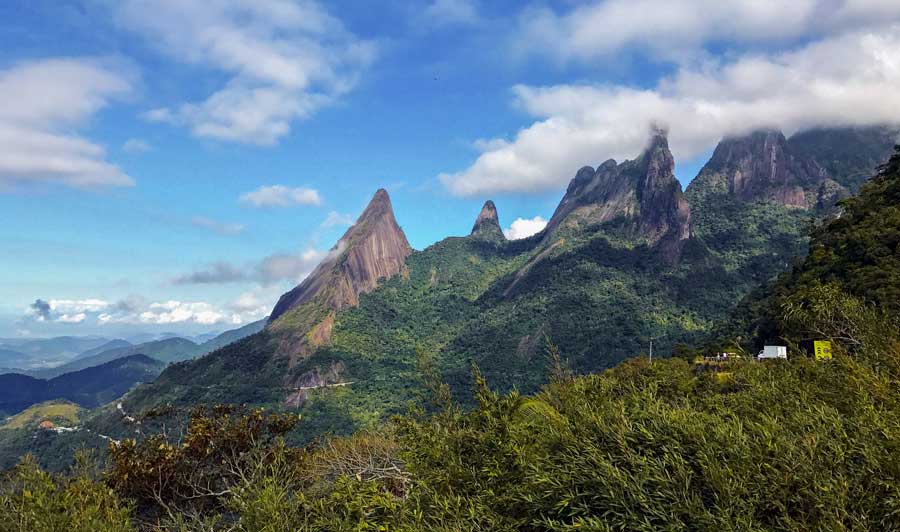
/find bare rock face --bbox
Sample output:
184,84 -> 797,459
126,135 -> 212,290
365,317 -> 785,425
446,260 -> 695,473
470,200 -> 505,240
268,189 -> 412,363
270,189 -> 412,321
283,360 -> 345,408
692,130 -> 833,208
543,129 -> 693,250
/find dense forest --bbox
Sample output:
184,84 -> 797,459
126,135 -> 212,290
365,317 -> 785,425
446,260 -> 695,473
2,147 -> 899,531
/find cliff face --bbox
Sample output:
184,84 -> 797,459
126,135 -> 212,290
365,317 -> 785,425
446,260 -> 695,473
470,200 -> 505,241
690,130 -> 834,209
270,189 -> 412,322
268,189 -> 411,363
543,130 -> 692,249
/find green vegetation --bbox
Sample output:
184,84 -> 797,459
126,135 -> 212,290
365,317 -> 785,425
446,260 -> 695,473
0,452 -> 132,532
118,221 -> 753,445
1,401 -> 83,430
788,148 -> 900,313
4,324 -> 900,530
685,169 -> 813,285
726,146 -> 900,349
5,154 -> 900,528
788,126 -> 899,193
0,354 -> 164,417
3,140 -> 898,530
68,152 -> 842,453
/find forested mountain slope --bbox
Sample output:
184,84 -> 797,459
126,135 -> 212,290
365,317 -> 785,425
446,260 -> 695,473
119,132 -> 767,439
12,127 -> 897,464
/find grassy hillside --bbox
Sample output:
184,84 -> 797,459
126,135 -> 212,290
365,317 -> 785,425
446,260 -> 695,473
1,401 -> 83,430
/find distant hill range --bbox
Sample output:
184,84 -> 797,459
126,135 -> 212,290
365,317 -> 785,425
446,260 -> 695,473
0,320 -> 266,380
0,336 -> 113,370
27,337 -> 200,380
0,320 -> 266,416
0,355 -> 164,416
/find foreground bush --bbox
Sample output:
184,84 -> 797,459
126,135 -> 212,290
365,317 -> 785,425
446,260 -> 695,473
394,353 -> 900,531
0,452 -> 132,532
4,345 -> 900,531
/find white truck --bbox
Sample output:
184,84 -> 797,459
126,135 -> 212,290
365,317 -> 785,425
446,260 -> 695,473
757,345 -> 787,359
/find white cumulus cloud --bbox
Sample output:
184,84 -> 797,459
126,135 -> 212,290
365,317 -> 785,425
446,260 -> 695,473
442,27 -> 900,196
138,301 -> 241,325
504,216 -> 547,240
25,297 -> 262,327
239,185 -> 322,207
0,59 -> 135,190
513,0 -> 900,63
116,0 -> 376,145
45,299 -> 111,315
57,313 -> 87,324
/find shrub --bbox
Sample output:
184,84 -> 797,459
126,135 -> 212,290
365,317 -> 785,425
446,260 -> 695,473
0,452 -> 132,532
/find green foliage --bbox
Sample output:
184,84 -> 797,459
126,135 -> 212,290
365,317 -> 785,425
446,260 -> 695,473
1,401 -> 83,430
104,404 -> 408,530
121,331 -> 288,417
670,342 -> 697,361
0,452 -> 132,532
393,353 -> 900,531
788,126 -> 899,192
792,146 -> 900,314
8,340 -> 900,530
724,145 -> 900,352
779,282 -> 899,358
106,405 -> 299,519
685,170 -> 812,286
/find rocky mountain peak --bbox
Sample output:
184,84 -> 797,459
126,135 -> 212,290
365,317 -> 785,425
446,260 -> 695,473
470,200 -> 505,240
693,129 -> 829,208
268,189 -> 412,359
542,129 -> 692,254
645,125 -> 670,152
358,188 -> 392,220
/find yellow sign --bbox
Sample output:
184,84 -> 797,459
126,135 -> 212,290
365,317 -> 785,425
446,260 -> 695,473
814,340 -> 833,361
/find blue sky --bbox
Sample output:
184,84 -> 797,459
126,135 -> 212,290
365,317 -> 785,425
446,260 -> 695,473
2,0 -> 899,337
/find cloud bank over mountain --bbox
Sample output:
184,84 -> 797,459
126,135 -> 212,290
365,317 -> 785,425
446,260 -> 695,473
442,3 -> 900,196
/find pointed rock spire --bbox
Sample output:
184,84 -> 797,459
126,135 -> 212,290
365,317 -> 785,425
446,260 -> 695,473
470,200 -> 505,240
269,188 -> 412,324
